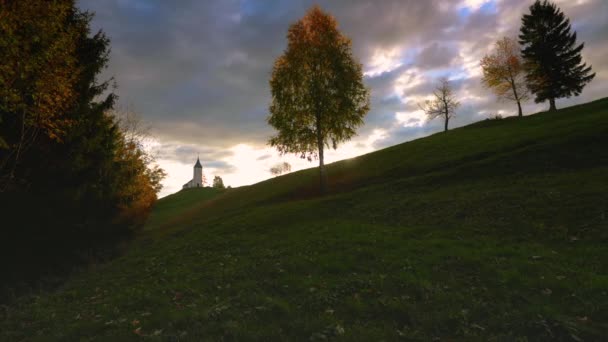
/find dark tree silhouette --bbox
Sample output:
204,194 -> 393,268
0,0 -> 165,286
213,176 -> 225,189
419,78 -> 460,132
519,0 -> 595,111
270,162 -> 292,177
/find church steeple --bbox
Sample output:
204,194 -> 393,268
182,156 -> 205,189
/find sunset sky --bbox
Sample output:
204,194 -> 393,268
78,0 -> 608,197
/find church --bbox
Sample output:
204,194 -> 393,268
182,157 -> 205,189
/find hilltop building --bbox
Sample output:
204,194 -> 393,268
182,157 -> 205,189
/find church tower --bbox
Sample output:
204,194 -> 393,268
182,157 -> 205,189
193,157 -> 203,187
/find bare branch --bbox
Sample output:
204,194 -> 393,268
418,78 -> 460,132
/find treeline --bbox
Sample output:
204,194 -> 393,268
422,0 -> 595,131
0,1 -> 165,288
267,1 -> 595,193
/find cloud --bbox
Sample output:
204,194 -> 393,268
415,43 -> 459,69
152,142 -> 234,167
256,154 -> 272,161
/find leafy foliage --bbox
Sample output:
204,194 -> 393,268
0,0 -> 81,186
212,176 -> 225,189
270,162 -> 292,177
268,6 -> 369,192
519,0 -> 595,111
0,0 -> 165,289
481,37 -> 530,117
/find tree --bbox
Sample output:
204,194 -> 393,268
268,6 -> 370,194
0,0 -> 82,189
212,176 -> 225,189
112,108 -> 166,225
481,37 -> 530,117
0,1 -> 167,285
270,162 -> 292,177
418,78 -> 460,132
519,0 -> 595,112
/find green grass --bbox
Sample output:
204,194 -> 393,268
144,187 -> 226,233
2,98 -> 608,341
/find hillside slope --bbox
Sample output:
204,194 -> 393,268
2,99 -> 608,340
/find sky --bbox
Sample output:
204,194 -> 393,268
78,0 -> 608,198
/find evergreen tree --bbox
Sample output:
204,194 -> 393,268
519,0 -> 595,111
1,1 -> 165,286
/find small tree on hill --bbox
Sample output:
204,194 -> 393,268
481,37 -> 529,117
519,0 -> 595,111
268,6 -> 370,194
212,175 -> 225,189
270,162 -> 292,177
419,78 -> 460,132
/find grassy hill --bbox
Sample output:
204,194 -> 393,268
2,99 -> 607,340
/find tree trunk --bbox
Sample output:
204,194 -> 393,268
549,98 -> 557,112
317,136 -> 327,195
517,100 -> 523,117
316,115 -> 327,194
444,115 -> 449,132
510,78 -> 523,117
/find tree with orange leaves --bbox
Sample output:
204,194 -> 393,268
481,37 -> 530,117
0,0 -> 82,187
268,6 -> 370,194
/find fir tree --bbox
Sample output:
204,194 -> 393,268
519,0 -> 595,111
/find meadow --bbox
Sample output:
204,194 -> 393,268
2,98 -> 607,341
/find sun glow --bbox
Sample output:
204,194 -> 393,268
365,47 -> 403,77
154,126 -> 391,199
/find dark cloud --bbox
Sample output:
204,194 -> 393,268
256,154 -> 272,161
78,0 -> 608,155
153,143 -> 233,165
415,43 -> 459,69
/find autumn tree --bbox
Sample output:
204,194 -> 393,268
212,175 -> 225,189
419,78 -> 460,132
0,0 -> 82,189
268,6 -> 370,193
0,1 -> 166,284
519,0 -> 595,111
113,108 -> 167,225
481,37 -> 529,117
